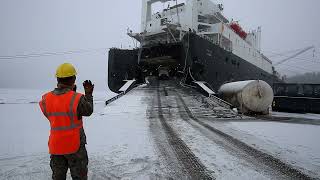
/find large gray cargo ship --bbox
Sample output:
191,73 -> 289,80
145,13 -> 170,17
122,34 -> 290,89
108,0 -> 280,93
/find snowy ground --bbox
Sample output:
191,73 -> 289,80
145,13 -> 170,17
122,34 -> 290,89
0,88 -> 118,179
1,86 -> 320,179
0,88 -> 180,179
272,111 -> 320,120
211,120 -> 320,178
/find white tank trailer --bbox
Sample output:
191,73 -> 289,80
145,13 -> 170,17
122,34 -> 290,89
218,80 -> 274,114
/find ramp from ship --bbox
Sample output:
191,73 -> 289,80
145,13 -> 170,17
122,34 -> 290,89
104,78 -> 315,179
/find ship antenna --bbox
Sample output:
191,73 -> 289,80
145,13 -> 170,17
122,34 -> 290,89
175,0 -> 183,40
175,0 -> 181,26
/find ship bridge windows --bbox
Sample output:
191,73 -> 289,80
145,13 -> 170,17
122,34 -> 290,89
169,2 -> 185,10
151,1 -> 185,17
198,24 -> 211,32
198,15 -> 221,24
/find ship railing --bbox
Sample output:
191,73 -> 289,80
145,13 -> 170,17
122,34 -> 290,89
105,92 -> 125,105
198,34 -> 231,51
105,80 -> 137,105
198,34 -> 218,45
193,80 -> 239,117
209,94 -> 234,110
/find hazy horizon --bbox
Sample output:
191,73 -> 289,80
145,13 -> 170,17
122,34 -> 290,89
0,0 -> 319,90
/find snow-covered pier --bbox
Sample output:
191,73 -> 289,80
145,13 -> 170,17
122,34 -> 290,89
1,82 -> 320,179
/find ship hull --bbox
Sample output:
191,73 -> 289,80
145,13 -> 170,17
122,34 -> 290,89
185,33 -> 278,91
108,48 -> 139,93
108,33 -> 278,93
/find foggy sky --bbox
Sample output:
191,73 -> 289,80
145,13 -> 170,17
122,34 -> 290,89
0,0 -> 319,90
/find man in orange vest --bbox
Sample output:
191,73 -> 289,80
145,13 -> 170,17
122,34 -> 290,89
39,63 -> 94,180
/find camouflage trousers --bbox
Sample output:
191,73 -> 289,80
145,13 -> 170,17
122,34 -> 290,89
50,145 -> 88,180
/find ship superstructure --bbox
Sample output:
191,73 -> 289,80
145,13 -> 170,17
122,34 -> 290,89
108,0 -> 279,93
129,0 -> 273,74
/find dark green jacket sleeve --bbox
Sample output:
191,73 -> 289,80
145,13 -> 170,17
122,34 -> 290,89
77,95 -> 93,118
76,94 -> 93,145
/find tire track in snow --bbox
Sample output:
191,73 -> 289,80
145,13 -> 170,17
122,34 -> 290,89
174,88 -> 316,180
147,87 -> 188,179
155,85 -> 214,180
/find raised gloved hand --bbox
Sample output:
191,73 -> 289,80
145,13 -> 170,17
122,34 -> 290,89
83,80 -> 94,95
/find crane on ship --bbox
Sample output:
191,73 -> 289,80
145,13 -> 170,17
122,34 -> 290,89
273,46 -> 316,66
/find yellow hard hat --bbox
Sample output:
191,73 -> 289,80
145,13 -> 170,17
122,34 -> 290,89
55,63 -> 77,78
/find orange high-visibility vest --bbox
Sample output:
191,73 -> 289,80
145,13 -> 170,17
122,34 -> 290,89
39,90 -> 83,155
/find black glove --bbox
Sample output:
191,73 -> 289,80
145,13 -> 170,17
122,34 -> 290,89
83,80 -> 94,95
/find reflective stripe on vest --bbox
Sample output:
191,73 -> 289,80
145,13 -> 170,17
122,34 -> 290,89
39,90 -> 83,155
41,92 -> 82,131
